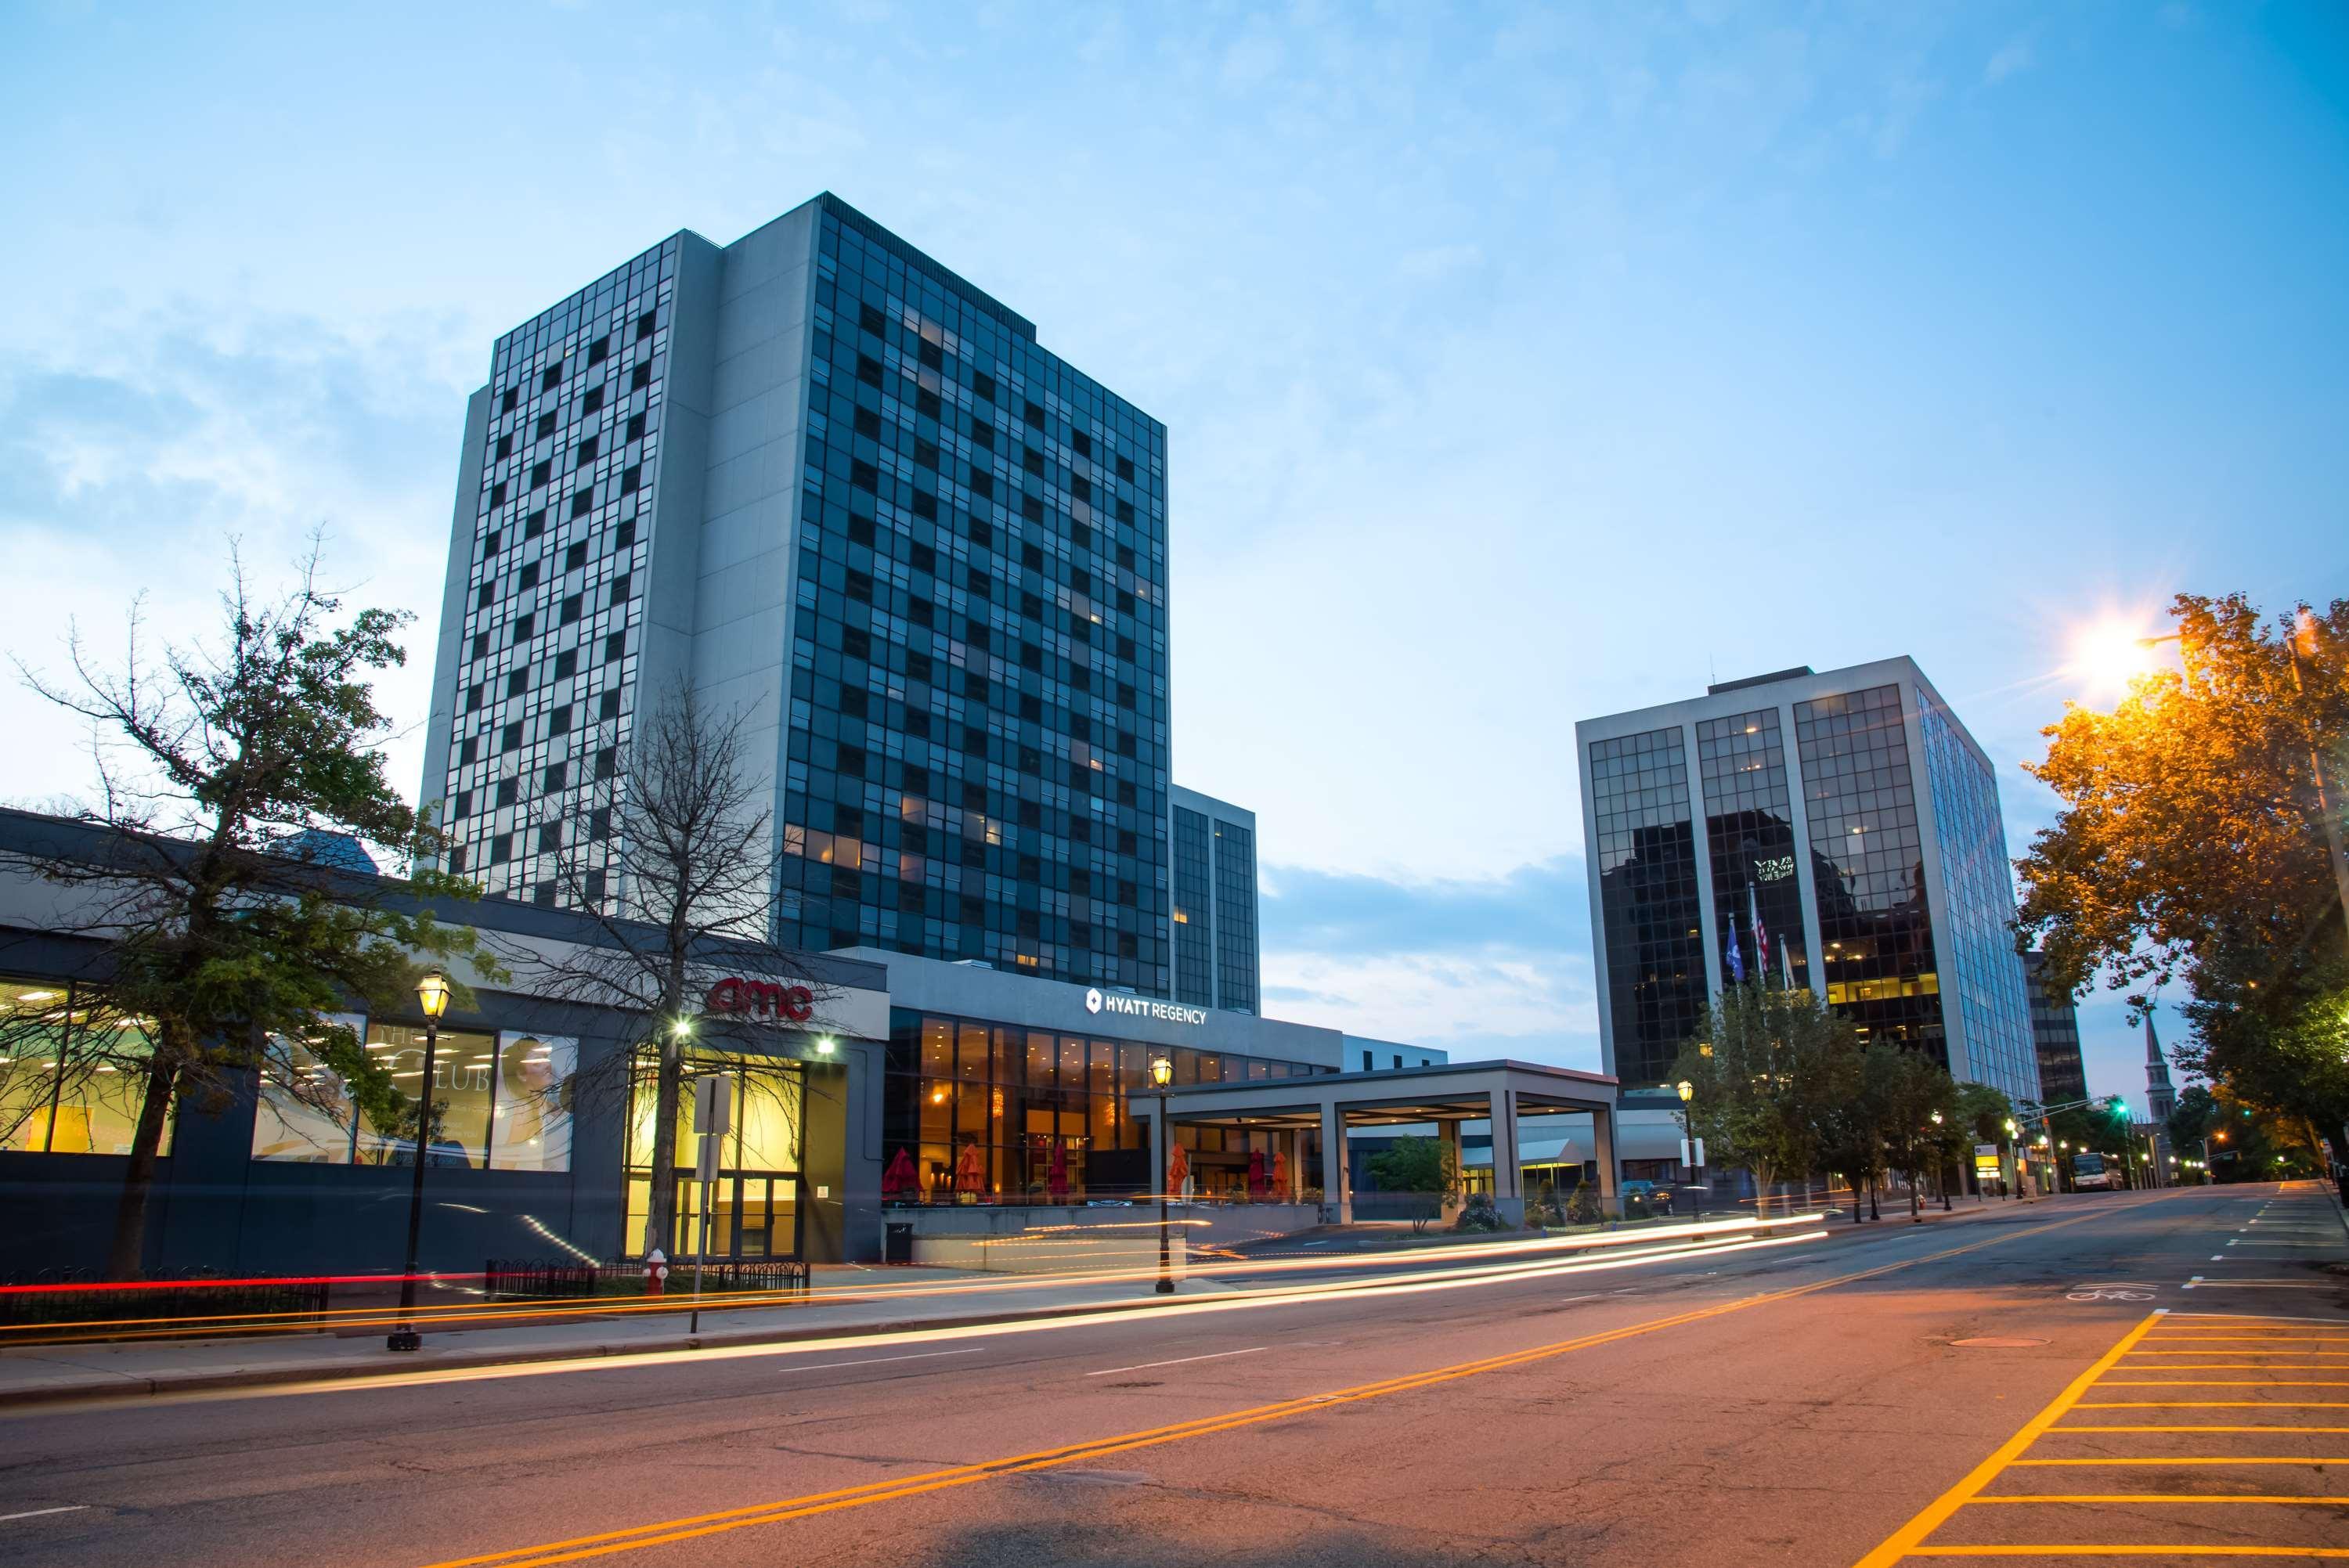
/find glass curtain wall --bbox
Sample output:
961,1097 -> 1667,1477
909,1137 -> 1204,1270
1212,820 -> 1258,1013
1918,699 -> 2040,1101
1589,728 -> 1706,1094
1695,708 -> 1810,994
1793,685 -> 1944,1059
1171,805 -> 1214,1006
881,1009 -> 1325,1204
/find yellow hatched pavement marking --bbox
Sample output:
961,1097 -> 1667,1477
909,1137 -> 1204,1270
1970,1494 -> 2349,1505
2050,1425 -> 2349,1433
1906,1548 -> 2349,1559
1849,1313 -> 2163,1567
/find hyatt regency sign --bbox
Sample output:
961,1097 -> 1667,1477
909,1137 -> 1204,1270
1085,987 -> 1207,1026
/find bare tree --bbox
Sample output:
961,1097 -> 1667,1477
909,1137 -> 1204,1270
500,680 -> 837,1259
5,538 -> 489,1275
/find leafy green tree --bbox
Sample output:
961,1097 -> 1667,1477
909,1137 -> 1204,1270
2017,593 -> 2349,1139
1365,1135 -> 1459,1234
1817,1080 -> 1888,1225
1669,983 -> 1863,1224
1867,1047 -> 1959,1221
8,542 -> 491,1276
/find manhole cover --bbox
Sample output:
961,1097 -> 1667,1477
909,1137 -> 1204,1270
1951,1336 -> 2048,1348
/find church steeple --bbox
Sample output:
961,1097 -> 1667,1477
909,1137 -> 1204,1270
2144,1013 -> 2177,1122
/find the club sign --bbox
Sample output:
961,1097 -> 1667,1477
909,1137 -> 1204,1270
705,977 -> 816,1023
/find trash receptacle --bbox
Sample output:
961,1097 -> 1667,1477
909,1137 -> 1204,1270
885,1223 -> 914,1264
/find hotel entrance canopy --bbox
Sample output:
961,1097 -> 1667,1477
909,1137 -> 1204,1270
1148,1060 -> 1621,1224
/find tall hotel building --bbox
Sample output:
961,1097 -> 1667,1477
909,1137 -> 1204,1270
1170,785 -> 1259,1015
1575,659 -> 2040,1110
419,194 -> 1176,994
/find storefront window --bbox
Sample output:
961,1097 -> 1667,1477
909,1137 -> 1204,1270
363,1024 -> 495,1167
2,979 -> 172,1156
251,1014 -> 366,1162
623,1050 -> 805,1260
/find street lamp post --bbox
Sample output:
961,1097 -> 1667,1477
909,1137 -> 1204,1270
1675,1079 -> 1704,1222
1150,1056 -> 1174,1296
2003,1117 -> 2019,1202
1931,1110 -> 1950,1212
388,970 -> 453,1353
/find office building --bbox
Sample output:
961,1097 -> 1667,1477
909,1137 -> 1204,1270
1575,658 -> 2040,1108
419,193 -> 1173,996
1170,784 -> 1259,1013
2022,950 -> 2088,1106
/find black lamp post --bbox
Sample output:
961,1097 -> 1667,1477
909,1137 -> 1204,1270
388,969 -> 453,1353
1151,1055 -> 1174,1296
1932,1110 -> 1951,1211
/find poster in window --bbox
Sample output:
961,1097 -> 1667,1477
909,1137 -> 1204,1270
489,1032 -> 576,1171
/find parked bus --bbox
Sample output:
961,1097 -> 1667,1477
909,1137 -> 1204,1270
2071,1151 -> 2120,1191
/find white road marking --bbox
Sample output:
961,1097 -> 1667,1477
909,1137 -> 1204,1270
0,1507 -> 88,1523
774,1349 -> 981,1374
1088,1345 -> 1269,1376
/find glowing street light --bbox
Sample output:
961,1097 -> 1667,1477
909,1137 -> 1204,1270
390,970 -> 453,1354
1150,1055 -> 1176,1296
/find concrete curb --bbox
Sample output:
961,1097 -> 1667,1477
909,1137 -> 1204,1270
0,1289 -> 1214,1411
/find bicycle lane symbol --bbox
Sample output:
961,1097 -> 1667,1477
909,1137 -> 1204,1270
2066,1281 -> 2160,1302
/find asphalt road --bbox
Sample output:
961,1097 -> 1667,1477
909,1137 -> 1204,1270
2,1184 -> 2343,1567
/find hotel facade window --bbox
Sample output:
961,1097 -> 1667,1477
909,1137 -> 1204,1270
1171,804 -> 1214,1005
1212,819 -> 1259,1014
1588,727 -> 1706,1095
880,1009 -> 1325,1205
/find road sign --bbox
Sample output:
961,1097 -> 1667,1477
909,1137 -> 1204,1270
1974,1142 -> 2001,1181
1680,1137 -> 1708,1168
694,1074 -> 731,1136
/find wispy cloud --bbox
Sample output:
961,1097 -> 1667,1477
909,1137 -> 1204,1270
1983,34 -> 2036,86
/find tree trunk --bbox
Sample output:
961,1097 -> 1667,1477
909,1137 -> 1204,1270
106,1051 -> 183,1280
1868,1178 -> 1880,1220
1850,1173 -> 1863,1224
1908,1170 -> 1921,1221
642,1036 -> 684,1258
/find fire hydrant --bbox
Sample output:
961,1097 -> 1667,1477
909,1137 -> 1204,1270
646,1248 -> 669,1296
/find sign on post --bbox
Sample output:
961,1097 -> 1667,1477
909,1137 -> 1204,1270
693,1074 -> 731,1184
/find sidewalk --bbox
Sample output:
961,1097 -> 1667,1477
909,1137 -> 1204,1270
0,1265 -> 1235,1411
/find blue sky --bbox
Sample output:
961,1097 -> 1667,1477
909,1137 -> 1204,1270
4,2 -> 2344,1102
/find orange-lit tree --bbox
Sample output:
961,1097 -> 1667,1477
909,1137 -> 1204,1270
2017,593 -> 2349,1141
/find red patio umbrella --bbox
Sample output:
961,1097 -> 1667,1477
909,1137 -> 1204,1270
1047,1137 -> 1070,1203
953,1141 -> 987,1201
1247,1148 -> 1266,1202
1272,1149 -> 1290,1198
1167,1141 -> 1190,1201
883,1147 -> 918,1200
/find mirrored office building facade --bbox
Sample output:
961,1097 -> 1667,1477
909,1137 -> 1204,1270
1576,659 -> 2040,1107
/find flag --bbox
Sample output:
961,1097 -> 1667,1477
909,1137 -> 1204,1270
1781,940 -> 1794,991
1749,885 -> 1771,982
1724,918 -> 1745,984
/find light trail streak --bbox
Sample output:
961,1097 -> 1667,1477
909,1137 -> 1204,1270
0,1213 -> 1824,1346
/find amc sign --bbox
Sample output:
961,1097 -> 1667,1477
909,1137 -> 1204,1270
705,977 -> 815,1023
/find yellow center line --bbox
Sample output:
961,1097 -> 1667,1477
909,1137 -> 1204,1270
2098,1380 -> 2349,1386
420,1206 -> 2122,1568
1849,1312 -> 2165,1568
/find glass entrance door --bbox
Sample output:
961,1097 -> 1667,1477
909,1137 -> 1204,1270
626,1170 -> 803,1261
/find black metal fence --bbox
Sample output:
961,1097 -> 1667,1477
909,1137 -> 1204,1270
0,1267 -> 333,1331
483,1257 -> 810,1301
